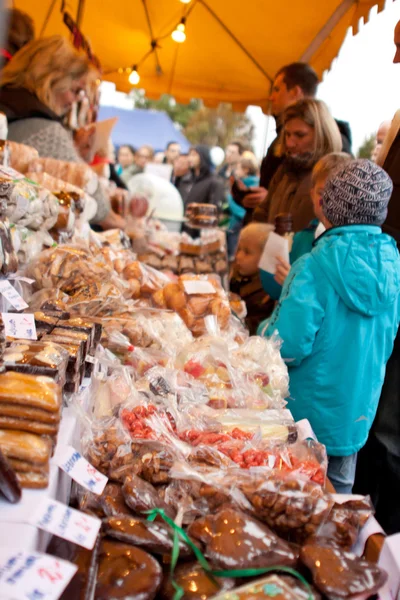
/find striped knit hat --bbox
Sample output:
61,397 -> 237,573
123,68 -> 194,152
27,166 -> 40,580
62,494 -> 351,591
322,159 -> 393,227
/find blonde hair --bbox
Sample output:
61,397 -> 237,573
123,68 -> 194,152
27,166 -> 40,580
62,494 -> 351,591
1,36 -> 90,115
239,222 -> 273,250
279,99 -> 342,163
311,152 -> 352,186
240,156 -> 259,176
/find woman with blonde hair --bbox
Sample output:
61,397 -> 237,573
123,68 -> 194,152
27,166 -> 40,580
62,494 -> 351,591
0,35 -> 113,225
253,98 -> 342,231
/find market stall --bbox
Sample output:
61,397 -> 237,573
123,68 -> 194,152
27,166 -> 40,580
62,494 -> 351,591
0,129 -> 396,600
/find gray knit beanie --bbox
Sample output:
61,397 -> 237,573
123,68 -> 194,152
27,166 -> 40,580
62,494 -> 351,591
322,159 -> 393,227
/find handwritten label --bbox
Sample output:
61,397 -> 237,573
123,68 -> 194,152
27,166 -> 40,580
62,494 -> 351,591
0,280 -> 28,311
29,498 -> 101,550
183,280 -> 216,295
54,445 -> 108,495
258,231 -> 290,274
2,313 -> 37,340
0,549 -> 77,600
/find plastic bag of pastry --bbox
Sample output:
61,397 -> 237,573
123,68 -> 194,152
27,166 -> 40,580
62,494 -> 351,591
50,192 -> 76,236
188,506 -> 298,570
228,292 -> 247,320
8,142 -> 39,174
95,540 -> 163,600
240,472 -> 334,543
122,473 -> 176,518
12,226 -> 54,266
314,494 -> 375,550
0,140 -> 10,167
153,274 -> 231,337
300,540 -> 387,599
25,170 -> 91,211
28,156 -> 98,194
104,330 -> 171,376
211,575 -> 321,600
28,288 -> 70,317
0,218 -> 18,275
121,260 -> 171,298
0,165 -> 59,230
231,335 -> 289,402
3,341 -> 69,387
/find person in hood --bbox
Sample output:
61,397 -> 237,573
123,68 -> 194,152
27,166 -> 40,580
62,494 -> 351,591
0,36 -> 121,229
233,63 -> 352,225
183,145 -> 224,211
260,159 -> 400,493
253,99 -> 343,231
0,9 -> 35,69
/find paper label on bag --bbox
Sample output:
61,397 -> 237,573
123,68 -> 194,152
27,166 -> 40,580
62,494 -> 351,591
258,231 -> 290,274
29,498 -> 101,550
2,313 -> 37,340
0,280 -> 28,310
183,280 -> 216,295
54,445 -> 108,495
85,355 -> 97,364
296,418 -> 318,442
0,549 -> 77,600
8,276 -> 35,285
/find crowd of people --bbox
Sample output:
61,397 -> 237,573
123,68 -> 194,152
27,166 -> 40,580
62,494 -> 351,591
1,7 -> 400,534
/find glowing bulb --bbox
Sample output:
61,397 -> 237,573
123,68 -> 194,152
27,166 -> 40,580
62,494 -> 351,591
129,69 -> 140,85
180,0 -> 191,3
172,22 -> 186,43
118,67 -> 123,74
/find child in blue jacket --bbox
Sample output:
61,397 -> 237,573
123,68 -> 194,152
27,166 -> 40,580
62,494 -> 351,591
227,156 -> 259,259
261,159 -> 400,493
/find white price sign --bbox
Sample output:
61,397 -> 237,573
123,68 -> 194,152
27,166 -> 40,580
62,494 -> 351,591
0,549 -> 77,600
0,280 -> 28,311
2,313 -> 37,340
183,280 -> 216,295
54,445 -> 108,495
29,498 -> 101,550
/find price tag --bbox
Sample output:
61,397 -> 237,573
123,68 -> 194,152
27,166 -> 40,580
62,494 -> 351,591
29,498 -> 101,550
183,280 -> 216,295
2,313 -> 37,340
85,355 -> 97,364
54,445 -> 108,495
0,280 -> 28,310
0,548 -> 77,600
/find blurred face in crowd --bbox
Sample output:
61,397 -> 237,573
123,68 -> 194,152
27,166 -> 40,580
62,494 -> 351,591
394,20 -> 400,63
284,118 -> 315,158
135,146 -> 153,169
165,143 -> 181,165
377,121 -> 391,145
118,146 -> 135,168
235,233 -> 263,277
188,149 -> 201,170
53,76 -> 87,116
174,155 -> 190,177
311,175 -> 327,222
269,73 -> 304,117
235,162 -> 249,179
225,143 -> 241,166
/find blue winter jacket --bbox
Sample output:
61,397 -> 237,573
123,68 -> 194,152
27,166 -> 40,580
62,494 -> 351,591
228,175 -> 259,230
261,225 -> 400,456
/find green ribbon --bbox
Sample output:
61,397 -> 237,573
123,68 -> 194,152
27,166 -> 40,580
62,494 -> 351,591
145,508 -> 313,600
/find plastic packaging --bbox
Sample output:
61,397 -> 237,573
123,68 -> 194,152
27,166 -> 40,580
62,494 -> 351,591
152,274 -> 231,337
3,341 -> 69,387
28,156 -> 98,195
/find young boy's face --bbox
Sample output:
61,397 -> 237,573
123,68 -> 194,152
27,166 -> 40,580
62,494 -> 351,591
311,175 -> 327,222
235,163 -> 249,179
235,234 -> 262,277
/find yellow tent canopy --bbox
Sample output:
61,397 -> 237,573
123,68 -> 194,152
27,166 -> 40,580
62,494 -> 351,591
13,0 -> 394,110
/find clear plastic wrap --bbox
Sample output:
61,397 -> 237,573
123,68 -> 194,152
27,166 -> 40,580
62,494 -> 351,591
0,165 -> 59,230
211,575 -> 320,600
121,260 -> 171,299
104,330 -> 172,376
3,341 -> 69,387
8,141 -> 39,174
0,218 -> 18,274
28,157 -> 98,195
152,274 -> 231,337
315,494 -> 375,549
12,226 -> 54,266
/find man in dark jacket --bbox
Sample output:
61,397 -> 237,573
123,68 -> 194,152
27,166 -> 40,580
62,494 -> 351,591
234,63 -> 352,224
181,145 -> 224,211
353,19 -> 400,534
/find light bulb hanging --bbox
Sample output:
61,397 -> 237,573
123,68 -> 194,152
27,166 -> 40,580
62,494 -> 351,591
129,66 -> 140,85
180,0 -> 191,3
172,19 -> 186,43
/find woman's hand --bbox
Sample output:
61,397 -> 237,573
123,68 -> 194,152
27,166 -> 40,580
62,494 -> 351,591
274,256 -> 291,286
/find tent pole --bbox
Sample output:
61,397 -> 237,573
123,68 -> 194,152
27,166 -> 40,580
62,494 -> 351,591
76,0 -> 85,28
40,0 -> 58,37
141,0 -> 162,75
301,0 -> 354,62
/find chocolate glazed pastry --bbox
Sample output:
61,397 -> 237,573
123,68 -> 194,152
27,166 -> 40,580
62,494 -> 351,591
102,516 -> 192,557
0,448 -> 21,503
100,483 -> 132,517
187,507 -> 298,570
300,541 -> 387,598
122,474 -> 176,519
160,562 -> 236,600
95,539 -> 162,600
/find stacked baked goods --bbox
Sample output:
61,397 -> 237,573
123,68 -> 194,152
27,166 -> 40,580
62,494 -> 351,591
0,371 -> 62,488
185,203 -> 218,228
